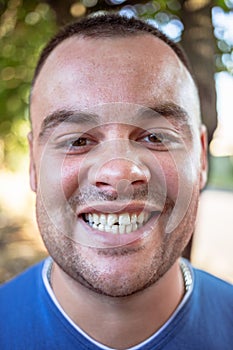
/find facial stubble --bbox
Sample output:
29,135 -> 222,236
36,197 -> 198,298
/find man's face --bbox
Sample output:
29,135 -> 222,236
29,34 -> 207,296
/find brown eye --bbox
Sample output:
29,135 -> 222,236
137,130 -> 181,151
147,133 -> 164,143
71,138 -> 88,147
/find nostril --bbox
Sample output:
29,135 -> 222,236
95,182 -> 118,198
132,180 -> 146,186
96,182 -> 110,187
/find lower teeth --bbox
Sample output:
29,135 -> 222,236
89,222 -> 142,234
83,212 -> 151,234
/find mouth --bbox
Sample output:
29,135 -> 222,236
82,211 -> 154,235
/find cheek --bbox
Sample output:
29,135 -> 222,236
164,167 -> 179,200
37,151 -> 82,202
156,151 -> 199,235
60,160 -> 83,199
152,153 -> 179,201
154,151 -> 196,201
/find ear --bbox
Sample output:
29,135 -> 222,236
28,131 -> 37,192
199,124 -> 208,190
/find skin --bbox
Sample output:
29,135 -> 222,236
29,34 -> 207,348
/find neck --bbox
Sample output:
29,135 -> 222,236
51,259 -> 185,349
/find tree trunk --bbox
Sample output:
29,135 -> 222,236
180,1 -> 217,260
181,0 -> 217,142
47,0 -> 74,25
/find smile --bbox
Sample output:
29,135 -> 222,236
83,212 -> 152,234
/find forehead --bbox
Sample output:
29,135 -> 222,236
30,34 -> 199,132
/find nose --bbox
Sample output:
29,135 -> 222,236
89,158 -> 151,192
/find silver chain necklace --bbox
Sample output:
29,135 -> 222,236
180,259 -> 193,292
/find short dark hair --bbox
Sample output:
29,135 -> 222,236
32,14 -> 193,87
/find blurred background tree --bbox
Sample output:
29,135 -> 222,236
0,0 -> 57,170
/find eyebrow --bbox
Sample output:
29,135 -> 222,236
38,110 -> 99,139
137,102 -> 193,136
138,102 -> 190,125
38,102 -> 191,140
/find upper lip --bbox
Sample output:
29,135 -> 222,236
76,202 -> 163,216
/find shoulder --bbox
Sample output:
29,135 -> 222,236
190,266 -> 233,321
0,260 -> 45,303
0,260 -> 48,342
193,267 -> 233,296
168,265 -> 233,349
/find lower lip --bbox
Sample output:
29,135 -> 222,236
73,212 -> 161,249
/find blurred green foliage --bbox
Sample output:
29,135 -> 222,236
209,155 -> 233,190
0,0 -> 57,170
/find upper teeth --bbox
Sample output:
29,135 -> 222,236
84,212 -> 150,234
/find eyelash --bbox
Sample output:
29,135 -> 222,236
139,132 -> 179,150
56,130 -> 180,154
70,137 -> 92,147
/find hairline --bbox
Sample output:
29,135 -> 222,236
31,15 -> 194,89
29,15 -> 200,125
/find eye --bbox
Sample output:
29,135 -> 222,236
71,137 -> 90,147
67,136 -> 96,154
145,133 -> 164,143
137,130 -> 181,151
54,134 -> 97,155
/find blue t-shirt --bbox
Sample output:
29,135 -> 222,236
0,259 -> 233,350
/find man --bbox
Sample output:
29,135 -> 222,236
0,14 -> 232,350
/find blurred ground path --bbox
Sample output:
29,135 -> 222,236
0,169 -> 47,283
192,188 -> 233,284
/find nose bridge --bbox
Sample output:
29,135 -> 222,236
89,139 -> 151,188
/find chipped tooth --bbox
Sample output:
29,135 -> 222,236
99,214 -> 107,225
93,213 -> 99,225
126,224 -> 132,234
131,213 -> 137,224
119,213 -> 130,225
137,212 -> 144,224
107,214 -> 118,226
85,211 -> 150,234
